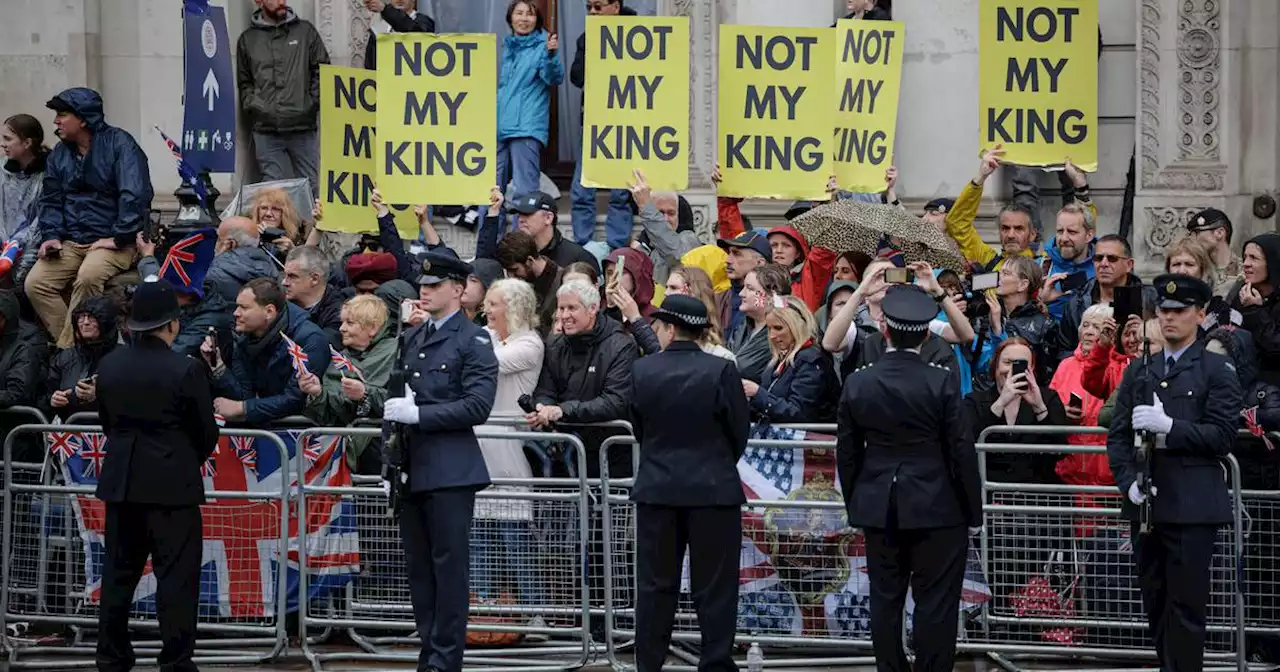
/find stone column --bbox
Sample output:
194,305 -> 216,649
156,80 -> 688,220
1133,0 -> 1279,274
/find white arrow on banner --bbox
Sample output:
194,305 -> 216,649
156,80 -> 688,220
202,69 -> 219,112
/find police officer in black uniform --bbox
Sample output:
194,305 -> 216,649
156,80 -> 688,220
629,295 -> 750,672
1107,274 -> 1242,672
382,251 -> 499,672
836,284 -> 981,672
94,280 -> 219,672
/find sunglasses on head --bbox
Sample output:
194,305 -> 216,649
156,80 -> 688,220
1093,253 -> 1128,264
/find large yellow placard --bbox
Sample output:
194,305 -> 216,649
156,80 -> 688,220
834,20 -> 905,193
979,0 -> 1098,170
581,16 -> 689,190
318,65 -> 419,237
376,33 -> 496,204
718,26 -> 835,201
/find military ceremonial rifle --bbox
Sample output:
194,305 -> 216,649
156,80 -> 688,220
1134,317 -> 1157,535
381,302 -> 410,519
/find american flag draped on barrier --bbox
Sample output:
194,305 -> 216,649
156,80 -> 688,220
47,429 -> 358,616
691,424 -> 991,638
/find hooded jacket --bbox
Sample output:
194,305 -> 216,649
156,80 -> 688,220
236,8 -> 330,133
1080,341 -> 1132,403
681,245 -> 730,294
604,247 -> 656,318
43,295 -> 118,419
173,290 -> 234,362
636,198 -> 700,283
213,302 -> 330,424
1234,233 -> 1280,386
39,88 -> 153,248
768,225 -> 836,312
204,246 -> 281,305
0,291 -> 44,411
0,152 -> 45,240
1043,236 -> 1095,321
497,30 -> 564,145
534,314 -> 639,458
816,280 -> 858,334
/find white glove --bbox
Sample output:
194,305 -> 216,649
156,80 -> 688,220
1127,482 -> 1145,505
968,526 -> 983,536
1132,395 -> 1173,435
383,383 -> 418,425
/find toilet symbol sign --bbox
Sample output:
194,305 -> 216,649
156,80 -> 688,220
183,4 -> 235,173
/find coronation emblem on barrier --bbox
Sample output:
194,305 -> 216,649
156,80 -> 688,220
1166,281 -> 1178,294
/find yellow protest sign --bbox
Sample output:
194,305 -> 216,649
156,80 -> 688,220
834,20 -> 905,193
718,26 -> 834,201
377,33 -> 496,204
979,0 -> 1098,170
318,65 -> 419,237
581,16 -> 689,190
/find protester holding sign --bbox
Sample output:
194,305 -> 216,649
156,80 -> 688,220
495,1 -> 563,209
834,20 -> 904,193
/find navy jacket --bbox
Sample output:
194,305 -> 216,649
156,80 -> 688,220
1107,340 -> 1242,525
174,292 -> 234,362
400,311 -> 498,493
749,345 -> 839,424
39,88 -> 154,248
213,303 -> 330,424
630,341 -> 749,506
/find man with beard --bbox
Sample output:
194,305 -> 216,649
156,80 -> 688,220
237,0 -> 330,192
1040,202 -> 1097,320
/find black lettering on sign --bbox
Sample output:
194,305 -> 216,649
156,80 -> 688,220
841,29 -> 896,65
1005,57 -> 1067,93
735,34 -> 818,71
724,135 -> 823,172
392,40 -> 478,76
833,127 -> 888,164
599,24 -> 672,60
744,85 -> 807,121
326,172 -> 377,207
342,124 -> 374,159
995,6 -> 1079,43
588,125 -> 679,161
383,140 -> 488,176
838,78 -> 884,114
987,108 -> 1086,144
403,91 -> 468,126
606,75 -> 664,110
333,76 -> 377,112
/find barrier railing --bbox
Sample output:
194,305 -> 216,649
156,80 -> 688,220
296,425 -> 594,672
0,424 -> 291,669
971,425 -> 1247,672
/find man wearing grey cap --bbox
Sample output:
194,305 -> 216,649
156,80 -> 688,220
381,251 -> 498,672
1187,208 -> 1241,296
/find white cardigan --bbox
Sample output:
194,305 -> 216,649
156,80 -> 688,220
476,328 -> 545,520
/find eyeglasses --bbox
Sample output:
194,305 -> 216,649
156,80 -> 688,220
1093,253 -> 1129,264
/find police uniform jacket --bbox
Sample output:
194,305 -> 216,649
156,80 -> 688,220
401,311 -> 499,493
629,341 -> 750,506
95,335 -> 220,506
1106,340 -> 1241,525
837,350 -> 981,530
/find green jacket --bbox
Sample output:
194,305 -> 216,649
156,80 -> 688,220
304,318 -> 397,466
236,8 -> 330,133
1098,386 -> 1119,428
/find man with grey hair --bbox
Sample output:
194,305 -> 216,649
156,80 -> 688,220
138,216 -> 279,306
283,246 -> 343,347
629,170 -> 699,284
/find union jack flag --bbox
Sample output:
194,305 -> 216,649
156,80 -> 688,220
0,237 -> 21,278
78,433 -> 108,479
281,331 -> 309,375
157,228 -> 216,296
329,345 -> 362,380
154,125 -> 208,207
231,435 -> 257,472
47,431 -> 80,461
1242,406 -> 1274,451
201,444 -> 219,478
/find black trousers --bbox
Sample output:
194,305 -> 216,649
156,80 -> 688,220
863,524 -> 968,672
634,504 -> 741,672
1132,522 -> 1218,672
96,502 -> 202,672
400,488 -> 476,672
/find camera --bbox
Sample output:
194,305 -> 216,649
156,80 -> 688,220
259,227 -> 287,244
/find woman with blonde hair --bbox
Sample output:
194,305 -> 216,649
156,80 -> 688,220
1165,236 -> 1236,329
665,265 -> 725,345
249,187 -> 306,256
470,278 -> 544,612
741,295 -> 839,423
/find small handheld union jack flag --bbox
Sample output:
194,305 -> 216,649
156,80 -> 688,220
201,444 -> 219,478
1242,406 -> 1275,451
154,125 -> 208,208
47,431 -> 79,461
281,331 -> 310,376
329,345 -> 364,381
0,237 -> 22,279
230,436 -> 257,472
79,433 -> 108,479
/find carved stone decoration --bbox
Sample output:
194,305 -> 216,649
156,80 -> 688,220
1138,0 -> 1226,192
668,0 -> 719,243
1144,206 -> 1205,258
349,0 -> 373,68
317,0 -> 336,59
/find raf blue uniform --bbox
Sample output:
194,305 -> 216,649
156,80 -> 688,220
1107,274 -> 1242,672
395,253 -> 499,672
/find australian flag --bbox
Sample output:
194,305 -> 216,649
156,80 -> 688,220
158,228 -> 217,298
155,125 -> 209,208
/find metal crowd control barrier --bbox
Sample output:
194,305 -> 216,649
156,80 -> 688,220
970,425 -> 1247,672
601,423 -> 881,672
0,424 -> 291,669
296,425 -> 594,672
